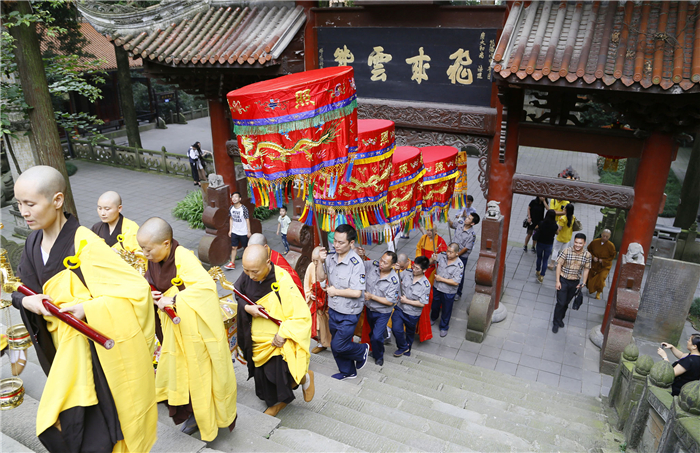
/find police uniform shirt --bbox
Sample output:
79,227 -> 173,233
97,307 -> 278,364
363,260 -> 400,314
398,271 -> 430,317
325,249 -> 366,315
434,253 -> 464,295
453,219 -> 476,258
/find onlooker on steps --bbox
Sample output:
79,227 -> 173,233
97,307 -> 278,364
657,334 -> 700,396
524,196 -> 547,253
550,203 -> 576,270
534,209 -> 558,283
552,233 -> 591,334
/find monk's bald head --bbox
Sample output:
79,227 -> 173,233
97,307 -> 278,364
248,233 -> 267,246
16,165 -> 66,202
137,217 -> 173,262
98,191 -> 122,207
97,191 -> 122,224
242,244 -> 271,281
137,217 -> 173,244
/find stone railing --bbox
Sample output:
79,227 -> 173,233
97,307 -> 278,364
609,342 -> 700,453
63,137 -> 212,178
168,106 -> 209,125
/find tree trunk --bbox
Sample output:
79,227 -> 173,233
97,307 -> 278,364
114,44 -> 142,148
7,0 -> 78,217
674,132 -> 700,229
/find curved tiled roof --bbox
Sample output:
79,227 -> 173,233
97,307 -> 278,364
492,1 -> 700,92
106,5 -> 305,67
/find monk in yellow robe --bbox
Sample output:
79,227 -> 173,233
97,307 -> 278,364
90,191 -> 141,254
235,245 -> 314,416
11,166 -> 157,453
138,217 -> 237,441
586,229 -> 617,299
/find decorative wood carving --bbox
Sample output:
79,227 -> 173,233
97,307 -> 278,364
498,106 -> 507,163
357,98 -> 495,135
512,174 -> 635,209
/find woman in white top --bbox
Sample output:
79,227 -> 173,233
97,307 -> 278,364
188,142 -> 211,186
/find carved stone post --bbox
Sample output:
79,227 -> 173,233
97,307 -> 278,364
198,182 -> 231,266
466,209 -> 504,343
600,261 -> 645,374
624,361 -> 674,449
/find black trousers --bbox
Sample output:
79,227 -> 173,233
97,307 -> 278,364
554,276 -> 579,325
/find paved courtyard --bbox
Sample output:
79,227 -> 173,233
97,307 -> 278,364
3,121 -> 697,399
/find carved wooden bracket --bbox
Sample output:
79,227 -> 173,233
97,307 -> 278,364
512,174 -> 635,210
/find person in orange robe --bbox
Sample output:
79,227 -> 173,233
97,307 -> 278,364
249,233 -> 304,299
415,227 -> 447,342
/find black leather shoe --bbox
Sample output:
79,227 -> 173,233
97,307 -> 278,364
552,323 -> 559,333
375,357 -> 384,366
557,319 -> 565,328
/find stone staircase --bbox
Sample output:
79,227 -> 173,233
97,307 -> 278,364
1,347 -> 621,452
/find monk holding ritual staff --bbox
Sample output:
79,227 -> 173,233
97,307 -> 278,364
138,217 -> 237,440
11,166 -> 157,453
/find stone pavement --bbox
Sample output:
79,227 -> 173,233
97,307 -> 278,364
108,117 -> 213,155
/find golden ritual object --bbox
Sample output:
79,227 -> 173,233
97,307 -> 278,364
0,377 -> 24,410
0,235 -> 30,409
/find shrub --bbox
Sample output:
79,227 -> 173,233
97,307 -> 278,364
254,206 -> 279,221
690,298 -> 700,318
172,190 -> 204,229
65,161 -> 78,176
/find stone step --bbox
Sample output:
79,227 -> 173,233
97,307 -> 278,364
308,349 -> 611,449
408,350 -> 599,405
1,433 -> 35,453
323,388 -> 535,452
275,403 -> 412,452
268,427 -> 363,452
0,391 -> 210,453
309,350 -> 604,425
358,376 -> 595,452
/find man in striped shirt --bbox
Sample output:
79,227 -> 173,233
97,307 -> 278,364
553,233 -> 591,333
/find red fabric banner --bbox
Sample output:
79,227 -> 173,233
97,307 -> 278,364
387,146 -> 425,229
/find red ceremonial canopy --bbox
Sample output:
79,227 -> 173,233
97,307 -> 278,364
387,146 -> 425,230
312,119 -> 395,231
453,150 -> 468,210
227,66 -> 357,207
420,146 -> 459,227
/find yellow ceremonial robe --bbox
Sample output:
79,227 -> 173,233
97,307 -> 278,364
157,246 -> 237,442
114,217 -> 142,254
587,238 -> 617,293
39,226 -> 157,453
252,265 -> 312,385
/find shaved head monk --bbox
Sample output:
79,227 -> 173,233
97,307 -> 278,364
235,244 -> 314,416
91,191 -> 142,254
11,166 -> 157,453
137,217 -> 237,440
248,233 -> 304,298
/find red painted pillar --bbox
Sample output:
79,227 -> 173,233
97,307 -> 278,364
299,2 -> 317,71
602,131 -> 676,331
209,98 -> 235,189
489,89 -> 523,307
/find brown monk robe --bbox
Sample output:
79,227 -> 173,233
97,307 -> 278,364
586,229 -> 617,299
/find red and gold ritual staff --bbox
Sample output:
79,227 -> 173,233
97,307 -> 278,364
138,217 -> 237,441
235,245 -> 314,416
90,191 -> 141,253
11,166 -> 157,453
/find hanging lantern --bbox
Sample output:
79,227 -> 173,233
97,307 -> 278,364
226,67 -> 358,207
387,146 -> 425,233
452,149 -> 468,210
420,146 -> 459,228
310,119 -> 395,231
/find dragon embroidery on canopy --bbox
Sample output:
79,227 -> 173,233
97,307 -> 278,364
388,189 -> 414,211
346,165 -> 391,193
424,184 -> 449,200
239,121 -> 339,163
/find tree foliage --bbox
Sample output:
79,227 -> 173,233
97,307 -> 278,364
1,1 -> 106,142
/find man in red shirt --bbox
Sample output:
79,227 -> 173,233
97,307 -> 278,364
249,233 -> 304,298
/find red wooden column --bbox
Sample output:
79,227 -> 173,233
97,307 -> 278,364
209,98 -> 235,189
602,131 -> 676,332
489,89 -> 524,307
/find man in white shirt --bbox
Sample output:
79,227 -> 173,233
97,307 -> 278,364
224,192 -> 251,270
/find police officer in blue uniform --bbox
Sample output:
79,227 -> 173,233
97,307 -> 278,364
392,256 -> 431,357
361,251 -> 399,366
317,224 -> 369,380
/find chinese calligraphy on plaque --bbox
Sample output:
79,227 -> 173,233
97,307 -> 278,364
317,27 -> 498,106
